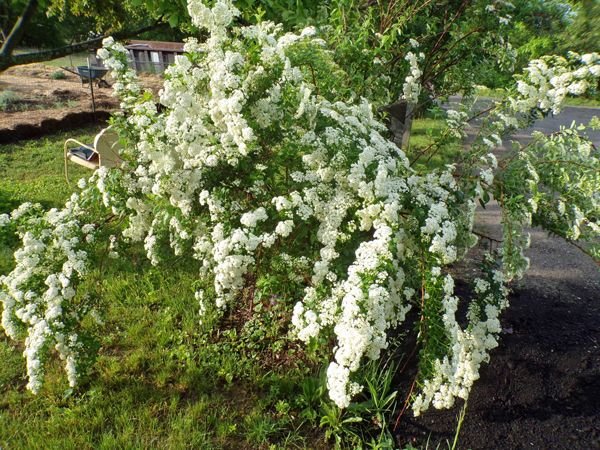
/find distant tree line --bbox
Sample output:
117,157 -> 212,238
1,0 -> 598,94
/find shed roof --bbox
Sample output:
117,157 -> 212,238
125,40 -> 185,53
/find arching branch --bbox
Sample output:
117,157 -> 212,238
0,20 -> 167,73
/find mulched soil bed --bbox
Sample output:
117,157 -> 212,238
0,63 -> 163,143
0,111 -> 111,144
396,281 -> 600,449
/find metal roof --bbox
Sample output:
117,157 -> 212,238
125,40 -> 185,53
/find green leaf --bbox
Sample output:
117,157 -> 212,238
482,190 -> 490,204
342,416 -> 363,424
168,15 -> 180,28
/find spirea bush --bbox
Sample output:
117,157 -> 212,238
1,0 -> 599,417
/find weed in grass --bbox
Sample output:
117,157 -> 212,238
244,410 -> 284,446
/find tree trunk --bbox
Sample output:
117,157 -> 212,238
401,103 -> 415,150
0,0 -> 39,57
382,100 -> 415,150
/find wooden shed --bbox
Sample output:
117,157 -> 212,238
125,40 -> 185,74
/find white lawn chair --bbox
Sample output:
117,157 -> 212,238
64,126 -> 122,183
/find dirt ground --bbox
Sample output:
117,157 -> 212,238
0,63 -> 163,131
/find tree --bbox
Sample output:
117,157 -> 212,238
223,1 -> 554,145
0,0 -> 187,72
238,0 -> 519,105
1,0 -> 72,50
231,1 -> 584,145
560,0 -> 600,53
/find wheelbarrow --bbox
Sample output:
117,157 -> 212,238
61,65 -> 110,88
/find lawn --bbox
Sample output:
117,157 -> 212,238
14,48 -> 91,68
406,116 -> 462,171
0,128 -> 329,449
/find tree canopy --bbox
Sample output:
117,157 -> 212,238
0,0 -> 187,71
560,0 -> 600,54
1,0 -> 585,95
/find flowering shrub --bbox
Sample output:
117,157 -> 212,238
1,0 -> 599,419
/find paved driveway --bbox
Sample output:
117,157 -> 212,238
522,105 -> 600,147
465,100 -> 600,291
447,95 -> 600,148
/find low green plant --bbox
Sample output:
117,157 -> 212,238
244,410 -> 284,446
50,70 -> 67,80
449,401 -> 468,450
296,357 -> 401,448
0,90 -> 21,111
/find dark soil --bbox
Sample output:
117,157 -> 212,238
396,283 -> 600,450
395,204 -> 600,450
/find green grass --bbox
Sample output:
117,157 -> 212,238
472,86 -> 505,100
559,96 -> 600,108
47,52 -> 91,69
51,69 -> 67,80
0,129 -> 328,449
0,264 -> 269,449
0,90 -> 22,112
407,117 -> 463,171
13,49 -> 90,68
0,128 -> 98,212
0,128 -> 458,449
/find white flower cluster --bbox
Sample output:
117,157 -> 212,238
412,269 -> 509,415
0,195 -> 95,392
401,50 -> 424,104
445,109 -> 469,139
91,0 -> 480,408
97,37 -> 141,110
511,53 -> 600,114
2,0 -> 598,417
484,1 -> 514,25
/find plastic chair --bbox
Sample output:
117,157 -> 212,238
64,126 -> 122,183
